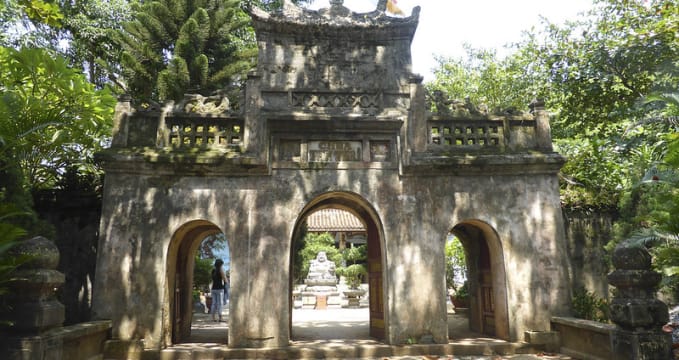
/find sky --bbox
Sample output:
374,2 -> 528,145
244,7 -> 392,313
305,0 -> 594,81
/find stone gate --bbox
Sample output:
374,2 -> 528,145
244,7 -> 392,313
92,0 -> 571,352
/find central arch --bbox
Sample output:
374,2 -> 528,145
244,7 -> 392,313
289,191 -> 387,340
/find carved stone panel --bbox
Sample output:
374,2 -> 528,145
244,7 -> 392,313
308,141 -> 362,162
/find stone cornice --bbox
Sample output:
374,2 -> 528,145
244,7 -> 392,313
95,148 -> 268,176
404,152 -> 567,176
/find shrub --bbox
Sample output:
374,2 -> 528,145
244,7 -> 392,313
572,287 -> 609,323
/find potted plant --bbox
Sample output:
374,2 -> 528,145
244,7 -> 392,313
338,264 -> 367,307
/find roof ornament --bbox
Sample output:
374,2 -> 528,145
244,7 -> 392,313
321,0 -> 350,17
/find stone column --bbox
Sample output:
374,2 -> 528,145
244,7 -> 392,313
607,244 -> 672,359
408,74 -> 426,156
111,95 -> 132,147
530,99 -> 553,152
0,236 -> 66,359
244,70 -> 265,161
2,236 -> 65,333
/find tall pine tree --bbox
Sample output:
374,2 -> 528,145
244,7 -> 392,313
114,0 -> 256,101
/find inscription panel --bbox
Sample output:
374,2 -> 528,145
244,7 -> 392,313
308,141 -> 362,162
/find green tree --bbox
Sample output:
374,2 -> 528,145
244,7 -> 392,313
445,236 -> 466,290
193,254 -> 213,292
57,0 -> 133,89
612,92 -> 679,299
114,0 -> 256,101
427,45 -> 543,113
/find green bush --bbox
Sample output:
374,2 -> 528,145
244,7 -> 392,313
337,263 -> 367,289
453,281 -> 469,301
193,255 -> 213,292
572,287 -> 609,323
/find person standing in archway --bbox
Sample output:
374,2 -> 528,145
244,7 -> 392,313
210,259 -> 227,322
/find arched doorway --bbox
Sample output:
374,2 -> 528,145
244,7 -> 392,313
166,220 -> 225,344
449,220 -> 510,340
289,192 -> 387,340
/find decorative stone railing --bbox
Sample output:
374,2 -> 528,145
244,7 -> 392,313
422,97 -> 554,153
426,115 -> 546,152
165,117 -> 243,148
429,119 -> 504,148
111,95 -> 245,150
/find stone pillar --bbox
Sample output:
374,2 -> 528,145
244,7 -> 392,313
244,70 -> 264,160
408,74 -> 427,156
111,95 -> 132,148
2,236 -> 65,333
530,99 -> 553,152
607,244 -> 672,359
0,236 -> 66,359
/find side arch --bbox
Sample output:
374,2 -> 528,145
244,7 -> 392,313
164,220 -> 224,345
450,219 -> 509,340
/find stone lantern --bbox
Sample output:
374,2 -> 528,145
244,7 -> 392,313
1,236 -> 65,333
607,243 -> 672,359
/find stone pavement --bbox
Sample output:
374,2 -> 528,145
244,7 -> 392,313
174,307 -> 573,359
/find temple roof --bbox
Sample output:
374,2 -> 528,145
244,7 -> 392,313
307,209 -> 366,232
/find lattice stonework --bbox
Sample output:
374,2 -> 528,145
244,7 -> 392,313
429,121 -> 503,147
167,118 -> 243,148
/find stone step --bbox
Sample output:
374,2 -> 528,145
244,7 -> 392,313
157,341 -> 545,360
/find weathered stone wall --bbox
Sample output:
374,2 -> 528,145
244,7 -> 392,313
34,190 -> 100,325
562,209 -> 615,299
92,164 -> 569,347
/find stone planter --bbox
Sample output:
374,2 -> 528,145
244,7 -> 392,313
343,289 -> 366,308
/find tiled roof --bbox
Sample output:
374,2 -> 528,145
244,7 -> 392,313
307,209 -> 366,232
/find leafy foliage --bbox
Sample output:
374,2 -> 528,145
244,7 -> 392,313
445,236 -> 466,290
197,233 -> 228,259
18,0 -> 63,28
114,0 -> 256,101
427,45 -> 545,113
0,46 -> 115,191
0,203 -> 31,324
453,281 -> 469,301
193,254 -> 213,292
336,263 -> 366,289
572,286 -> 609,323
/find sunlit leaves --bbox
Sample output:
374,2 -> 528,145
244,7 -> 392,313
427,46 -> 543,112
117,0 -> 257,101
0,46 -> 115,190
18,0 -> 63,28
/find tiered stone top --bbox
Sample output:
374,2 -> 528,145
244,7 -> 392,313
249,0 -> 420,39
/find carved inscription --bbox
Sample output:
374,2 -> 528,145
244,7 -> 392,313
308,141 -> 362,162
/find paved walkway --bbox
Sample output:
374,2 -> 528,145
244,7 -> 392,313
182,307 -> 572,359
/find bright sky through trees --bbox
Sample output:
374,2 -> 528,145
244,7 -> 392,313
306,0 -> 594,80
